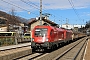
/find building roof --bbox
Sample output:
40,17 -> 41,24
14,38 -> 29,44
0,17 -> 8,20
28,17 -> 58,26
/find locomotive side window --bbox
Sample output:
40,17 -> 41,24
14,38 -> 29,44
35,28 -> 47,36
50,30 -> 53,35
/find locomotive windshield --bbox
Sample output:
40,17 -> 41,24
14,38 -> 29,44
35,28 -> 47,36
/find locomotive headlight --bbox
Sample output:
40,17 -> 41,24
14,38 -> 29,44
46,38 -> 48,41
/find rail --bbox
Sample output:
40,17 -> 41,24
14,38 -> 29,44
54,37 -> 88,60
72,38 -> 88,60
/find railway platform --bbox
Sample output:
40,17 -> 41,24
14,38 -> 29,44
0,42 -> 31,51
84,38 -> 90,60
0,43 -> 32,60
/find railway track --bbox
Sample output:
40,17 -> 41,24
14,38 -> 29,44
15,52 -> 47,60
53,37 -> 88,60
13,37 -> 88,60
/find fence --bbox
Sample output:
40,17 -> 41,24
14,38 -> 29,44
0,36 -> 15,47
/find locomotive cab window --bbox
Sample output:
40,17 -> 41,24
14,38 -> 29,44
35,28 -> 47,37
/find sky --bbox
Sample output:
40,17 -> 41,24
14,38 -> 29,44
0,0 -> 90,25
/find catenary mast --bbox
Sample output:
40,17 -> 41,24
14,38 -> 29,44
40,0 -> 42,25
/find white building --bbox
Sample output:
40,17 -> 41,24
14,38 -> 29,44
60,23 -> 85,29
0,27 -> 7,32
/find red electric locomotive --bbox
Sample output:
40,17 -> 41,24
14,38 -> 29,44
31,25 -> 73,50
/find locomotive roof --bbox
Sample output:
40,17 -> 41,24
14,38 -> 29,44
34,25 -> 66,31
